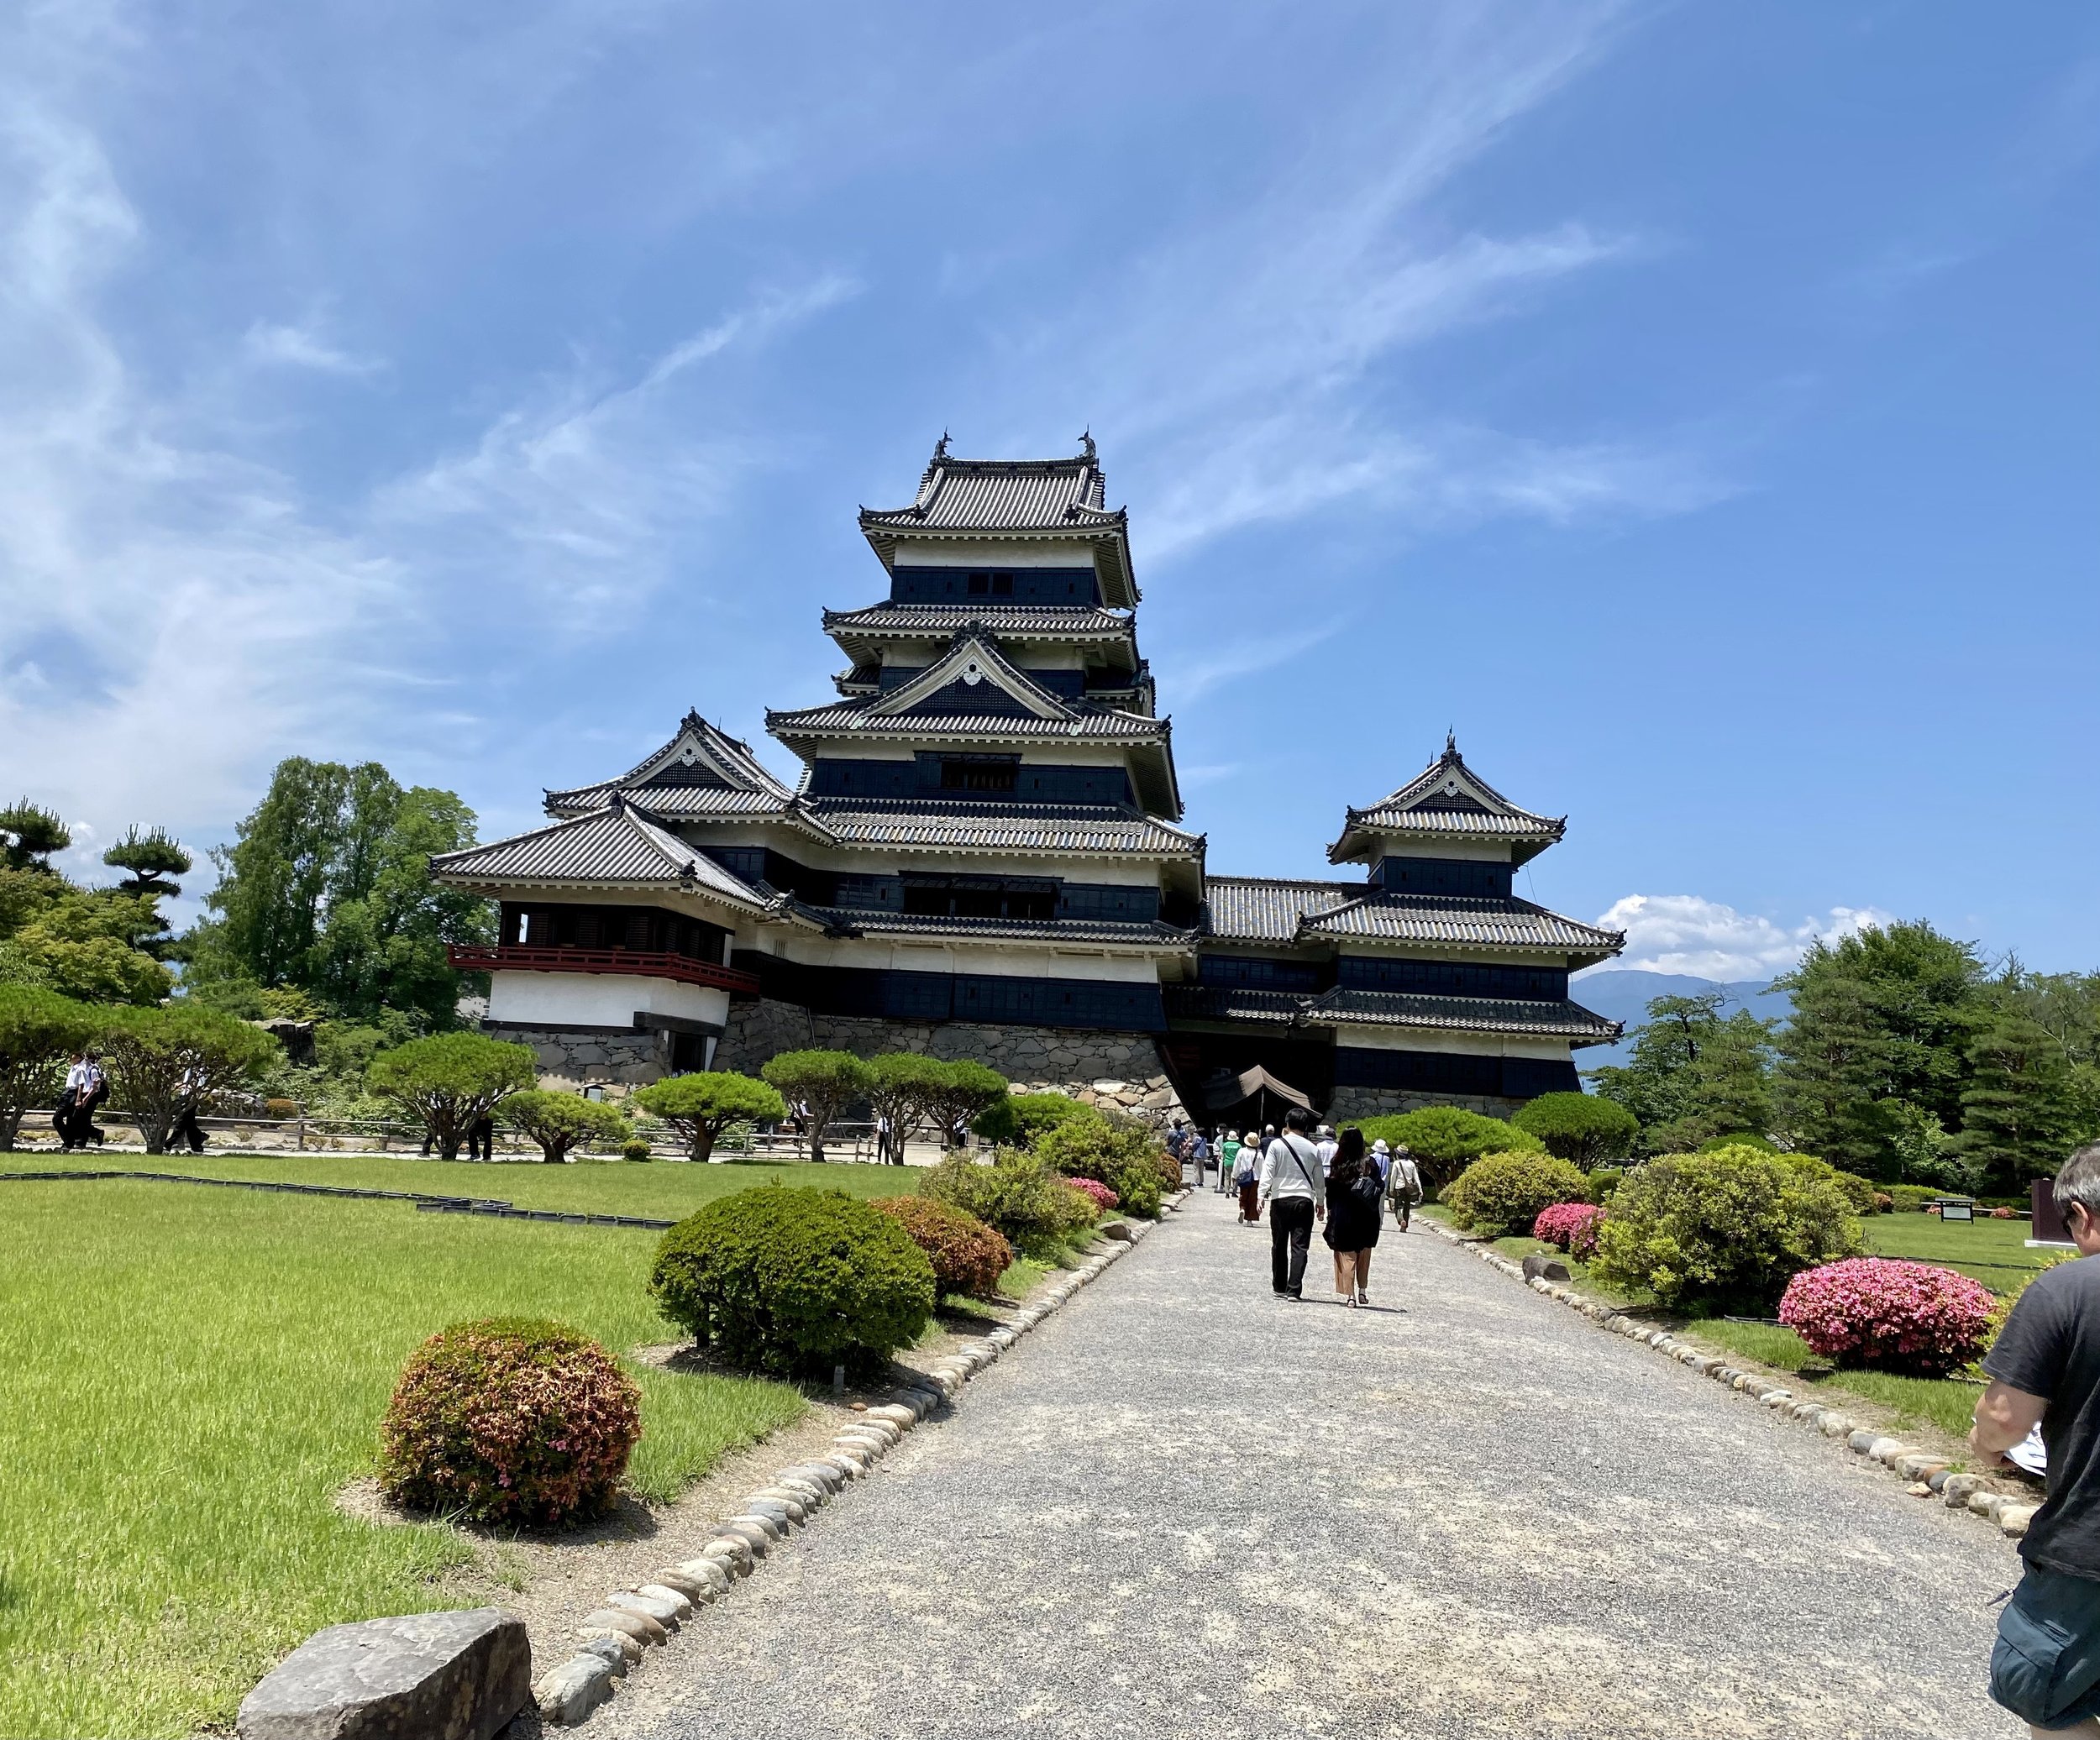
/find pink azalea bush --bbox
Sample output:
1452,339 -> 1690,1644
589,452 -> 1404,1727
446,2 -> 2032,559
1777,1257 -> 1995,1376
379,1318 -> 643,1526
1532,1202 -> 1604,1260
1065,1177 -> 1120,1215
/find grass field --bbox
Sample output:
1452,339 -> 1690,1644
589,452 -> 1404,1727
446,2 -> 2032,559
0,1156 -> 924,1737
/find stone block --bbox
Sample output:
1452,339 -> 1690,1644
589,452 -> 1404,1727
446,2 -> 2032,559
534,1655 -> 615,1727
1520,1254 -> 1572,1283
237,1608 -> 530,1740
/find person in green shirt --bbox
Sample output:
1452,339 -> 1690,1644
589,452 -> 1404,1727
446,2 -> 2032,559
1219,1132 -> 1241,1198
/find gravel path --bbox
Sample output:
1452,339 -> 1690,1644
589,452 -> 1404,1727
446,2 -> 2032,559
599,1192 -> 2020,1739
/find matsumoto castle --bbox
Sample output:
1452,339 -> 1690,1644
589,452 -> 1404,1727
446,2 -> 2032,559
434,439 -> 1625,1125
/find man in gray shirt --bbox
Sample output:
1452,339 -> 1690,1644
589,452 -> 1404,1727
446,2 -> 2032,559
1976,1142 -> 2100,1734
1258,1106 -> 1326,1300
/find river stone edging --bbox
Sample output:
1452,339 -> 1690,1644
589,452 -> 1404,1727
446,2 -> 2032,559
528,1198 -> 1186,1727
1420,1216 -> 2043,1544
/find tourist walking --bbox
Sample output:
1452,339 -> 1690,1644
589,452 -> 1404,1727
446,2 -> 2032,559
1974,1141 -> 2100,1734
1315,1124 -> 1338,1177
1258,1107 -> 1326,1299
56,1051 -> 107,1151
1217,1129 -> 1240,1194
171,1065 -> 208,1155
1234,1131 -> 1262,1222
1323,1128 -> 1383,1306
1387,1143 -> 1423,1229
1189,1128 -> 1210,1190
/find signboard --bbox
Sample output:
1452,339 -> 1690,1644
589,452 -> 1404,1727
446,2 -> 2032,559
2034,1177 -> 2074,1246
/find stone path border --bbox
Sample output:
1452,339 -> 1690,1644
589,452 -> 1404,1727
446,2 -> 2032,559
1422,1217 -> 2045,1546
528,1198 -> 1186,1728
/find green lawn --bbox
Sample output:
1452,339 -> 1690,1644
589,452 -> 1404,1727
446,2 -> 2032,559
1861,1212 -> 2060,1291
0,1158 -> 922,1738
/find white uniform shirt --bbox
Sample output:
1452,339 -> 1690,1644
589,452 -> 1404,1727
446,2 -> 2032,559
1258,1135 -> 1327,1208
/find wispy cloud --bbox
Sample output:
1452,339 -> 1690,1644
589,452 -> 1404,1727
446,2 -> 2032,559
242,318 -> 382,375
1591,894 -> 1897,980
1167,623 -> 1342,705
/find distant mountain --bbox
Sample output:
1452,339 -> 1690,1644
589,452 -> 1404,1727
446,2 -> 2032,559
1570,970 -> 1795,1067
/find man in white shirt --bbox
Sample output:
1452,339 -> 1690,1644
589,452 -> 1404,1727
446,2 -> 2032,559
1315,1124 -> 1339,1178
1258,1107 -> 1327,1299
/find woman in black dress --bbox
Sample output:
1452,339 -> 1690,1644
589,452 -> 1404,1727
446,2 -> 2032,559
1323,1127 -> 1383,1306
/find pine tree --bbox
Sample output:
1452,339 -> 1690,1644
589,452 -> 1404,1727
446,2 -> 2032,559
1961,1007 -> 2077,1192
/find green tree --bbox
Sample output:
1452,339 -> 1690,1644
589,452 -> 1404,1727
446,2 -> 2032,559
0,892 -> 174,1004
0,986 -> 97,1150
102,827 -> 192,959
193,758 -> 492,1029
0,800 -> 70,873
503,1088 -> 633,1163
1772,921 -> 1986,1178
367,1032 -> 535,1159
974,1092 -> 1094,1146
759,1050 -> 874,1164
632,1072 -> 788,1162
1587,993 -> 1776,1154
1337,1106 -> 1541,1189
1959,1006 -> 2079,1192
920,1061 -> 1010,1152
1511,1092 -> 1641,1167
864,1053 -> 950,1164
97,1004 -> 280,1154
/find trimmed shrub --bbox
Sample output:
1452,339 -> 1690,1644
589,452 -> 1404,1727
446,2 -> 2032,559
649,1187 -> 936,1377
1441,1150 -> 1588,1238
377,1318 -> 642,1527
632,1072 -> 786,1162
1032,1108 -> 1166,1219
1585,1167 -> 1625,1206
1698,1132 -> 1778,1153
1780,1154 -> 1879,1216
621,1137 -> 654,1162
1341,1107 -> 1542,1189
505,1088 -> 632,1163
1511,1092 -> 1641,1167
0,985 -> 97,1150
98,1003 -> 280,1154
1066,1176 -> 1119,1215
1886,1183 -> 1945,1213
367,1032 -> 536,1160
871,1195 -> 1013,1301
1591,1145 -> 1865,1312
1778,1258 -> 1996,1376
1533,1202 -> 1605,1260
973,1092 -> 1094,1146
921,1148 -> 1096,1254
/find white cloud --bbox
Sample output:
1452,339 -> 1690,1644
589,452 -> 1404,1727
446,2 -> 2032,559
242,319 -> 381,375
1590,894 -> 1898,981
1167,623 -> 1341,705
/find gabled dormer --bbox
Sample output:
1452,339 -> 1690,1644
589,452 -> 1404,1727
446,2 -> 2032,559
867,630 -> 1078,724
545,711 -> 796,821
1327,736 -> 1567,876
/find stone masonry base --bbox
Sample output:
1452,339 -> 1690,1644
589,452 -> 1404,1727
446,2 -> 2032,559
1326,1086 -> 1529,1122
713,998 -> 1189,1128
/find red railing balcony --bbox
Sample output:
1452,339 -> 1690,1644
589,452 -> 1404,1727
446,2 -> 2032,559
449,944 -> 761,996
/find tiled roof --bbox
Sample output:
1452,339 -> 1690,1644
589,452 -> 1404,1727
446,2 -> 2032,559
1203,878 -> 1364,944
1162,984 -> 1308,1025
1330,737 -> 1564,864
823,603 -> 1135,639
801,798 -> 1203,857
1302,988 -> 1622,1043
807,909 -> 1197,950
1300,893 -> 1624,957
547,712 -> 796,819
767,700 -> 1168,742
858,441 -> 1137,607
431,804 -> 768,910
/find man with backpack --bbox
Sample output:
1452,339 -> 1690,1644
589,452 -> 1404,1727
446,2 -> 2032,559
1257,1107 -> 1326,1300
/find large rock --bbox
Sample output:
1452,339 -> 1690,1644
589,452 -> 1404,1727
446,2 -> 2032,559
1520,1253 -> 1572,1284
238,1609 -> 530,1740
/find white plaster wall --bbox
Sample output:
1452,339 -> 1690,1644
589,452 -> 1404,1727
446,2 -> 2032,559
488,971 -> 730,1030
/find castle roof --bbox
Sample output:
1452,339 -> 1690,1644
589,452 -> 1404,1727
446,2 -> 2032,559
1201,876 -> 1621,966
800,797 -> 1202,858
545,713 -> 795,820
822,602 -> 1137,669
431,801 -> 771,915
1300,988 -> 1622,1045
858,438 -> 1137,607
1329,737 -> 1565,866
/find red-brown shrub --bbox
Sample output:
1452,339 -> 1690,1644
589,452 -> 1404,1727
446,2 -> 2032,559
378,1318 -> 642,1526
873,1194 -> 1013,1300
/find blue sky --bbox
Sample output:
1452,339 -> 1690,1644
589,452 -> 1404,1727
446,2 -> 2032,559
3,2 -> 2095,981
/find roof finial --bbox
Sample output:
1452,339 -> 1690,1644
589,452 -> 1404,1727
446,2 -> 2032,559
1079,427 -> 1096,462
1445,728 -> 1458,759
932,429 -> 950,463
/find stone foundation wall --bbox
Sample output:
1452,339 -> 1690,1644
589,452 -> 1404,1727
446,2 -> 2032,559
715,998 -> 1189,1128
1326,1086 -> 1530,1123
491,1026 -> 664,1093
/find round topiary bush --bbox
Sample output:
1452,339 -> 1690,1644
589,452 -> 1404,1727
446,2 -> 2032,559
1341,1108 -> 1543,1189
1510,1092 -> 1641,1167
1778,1257 -> 1995,1376
621,1137 -> 654,1162
650,1187 -> 937,1376
871,1194 -> 1013,1301
1441,1150 -> 1588,1238
377,1318 -> 642,1527
1591,1144 -> 1865,1312
1533,1201 -> 1604,1260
